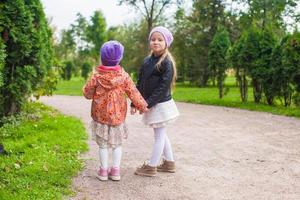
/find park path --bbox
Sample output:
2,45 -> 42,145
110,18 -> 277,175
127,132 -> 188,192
40,95 -> 300,200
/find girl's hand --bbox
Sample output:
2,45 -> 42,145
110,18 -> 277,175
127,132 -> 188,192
130,107 -> 137,115
139,108 -> 149,114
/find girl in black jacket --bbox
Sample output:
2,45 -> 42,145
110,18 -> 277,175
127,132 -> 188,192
132,26 -> 179,177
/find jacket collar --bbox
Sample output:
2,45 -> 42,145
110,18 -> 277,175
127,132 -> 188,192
97,65 -> 121,71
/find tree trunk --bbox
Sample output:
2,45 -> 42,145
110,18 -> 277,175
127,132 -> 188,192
239,72 -> 248,102
200,68 -> 210,87
252,79 -> 262,103
217,71 -> 224,99
147,18 -> 153,34
218,79 -> 223,99
266,96 -> 273,105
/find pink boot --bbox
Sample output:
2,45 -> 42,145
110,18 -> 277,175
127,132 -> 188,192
109,167 -> 121,181
97,167 -> 108,181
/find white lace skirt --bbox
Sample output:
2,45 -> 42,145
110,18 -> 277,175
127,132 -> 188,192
91,120 -> 128,148
142,99 -> 179,128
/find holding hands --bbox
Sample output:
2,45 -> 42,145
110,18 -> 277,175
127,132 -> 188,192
130,107 -> 149,115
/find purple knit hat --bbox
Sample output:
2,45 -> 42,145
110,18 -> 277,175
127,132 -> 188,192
100,40 -> 124,66
149,26 -> 174,47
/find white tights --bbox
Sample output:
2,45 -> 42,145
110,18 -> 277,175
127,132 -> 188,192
99,146 -> 122,169
149,126 -> 174,167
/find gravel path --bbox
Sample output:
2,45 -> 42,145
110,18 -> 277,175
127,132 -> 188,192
40,95 -> 300,200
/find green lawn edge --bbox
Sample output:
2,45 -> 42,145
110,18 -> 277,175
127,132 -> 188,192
0,102 -> 88,200
54,78 -> 300,119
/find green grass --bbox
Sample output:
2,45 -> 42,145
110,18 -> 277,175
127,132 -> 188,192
55,77 -> 300,118
173,85 -> 300,118
0,102 -> 88,200
54,77 -> 85,96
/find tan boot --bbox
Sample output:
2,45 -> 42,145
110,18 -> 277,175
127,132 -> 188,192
134,163 -> 157,177
157,159 -> 175,173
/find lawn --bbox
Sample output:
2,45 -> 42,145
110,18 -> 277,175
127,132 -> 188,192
0,103 -> 88,200
54,77 -> 300,118
54,77 -> 85,96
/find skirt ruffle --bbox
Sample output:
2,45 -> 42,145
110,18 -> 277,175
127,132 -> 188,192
143,99 -> 179,128
91,120 -> 128,148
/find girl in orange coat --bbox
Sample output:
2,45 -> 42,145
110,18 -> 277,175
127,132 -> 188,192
83,40 -> 148,181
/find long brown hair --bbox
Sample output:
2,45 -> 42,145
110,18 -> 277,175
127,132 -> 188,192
150,49 -> 177,90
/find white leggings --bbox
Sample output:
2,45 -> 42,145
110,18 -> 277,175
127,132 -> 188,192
99,146 -> 122,169
149,126 -> 174,167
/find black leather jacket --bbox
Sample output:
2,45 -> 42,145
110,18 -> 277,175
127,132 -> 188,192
135,54 -> 173,108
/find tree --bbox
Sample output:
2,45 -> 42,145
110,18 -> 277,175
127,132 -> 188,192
243,27 -> 263,103
238,0 -> 298,32
23,0 -> 55,99
112,22 -> 149,74
62,60 -> 74,80
229,33 -> 249,102
86,10 -> 107,64
279,32 -> 300,106
71,13 -> 89,52
107,26 -> 119,40
208,27 -> 231,98
56,29 -> 76,61
0,0 -> 54,116
81,62 -> 92,80
71,13 -> 92,73
118,0 -> 182,33
188,0 -> 227,86
257,29 -> 277,105
173,8 -> 190,82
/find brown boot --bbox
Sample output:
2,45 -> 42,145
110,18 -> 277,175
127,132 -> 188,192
134,163 -> 157,177
157,159 -> 175,173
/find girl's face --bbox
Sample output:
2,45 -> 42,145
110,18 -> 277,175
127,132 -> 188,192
150,32 -> 166,56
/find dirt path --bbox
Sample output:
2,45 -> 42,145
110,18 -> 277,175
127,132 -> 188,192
40,95 -> 300,200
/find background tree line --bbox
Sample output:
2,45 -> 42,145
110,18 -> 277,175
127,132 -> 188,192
1,0 -> 300,120
56,0 -> 300,107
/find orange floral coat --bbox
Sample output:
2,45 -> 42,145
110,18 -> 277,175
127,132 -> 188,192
83,65 -> 148,126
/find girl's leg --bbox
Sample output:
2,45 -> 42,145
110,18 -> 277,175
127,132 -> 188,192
162,134 -> 174,161
99,147 -> 108,169
98,147 -> 109,181
110,146 -> 122,181
149,126 -> 167,167
112,146 -> 122,168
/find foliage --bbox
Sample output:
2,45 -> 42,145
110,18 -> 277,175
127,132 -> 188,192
61,60 -> 74,80
229,32 -> 249,102
81,62 -> 92,80
0,0 -> 54,117
47,0 -> 300,108
33,69 -> 58,99
257,29 -> 277,105
55,29 -> 76,62
112,22 -> 149,74
53,11 -> 107,79
186,0 -> 227,86
173,8 -> 190,82
280,31 -> 300,106
118,0 -> 182,33
86,10 -> 107,63
238,0 -> 298,32
208,27 -> 231,98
